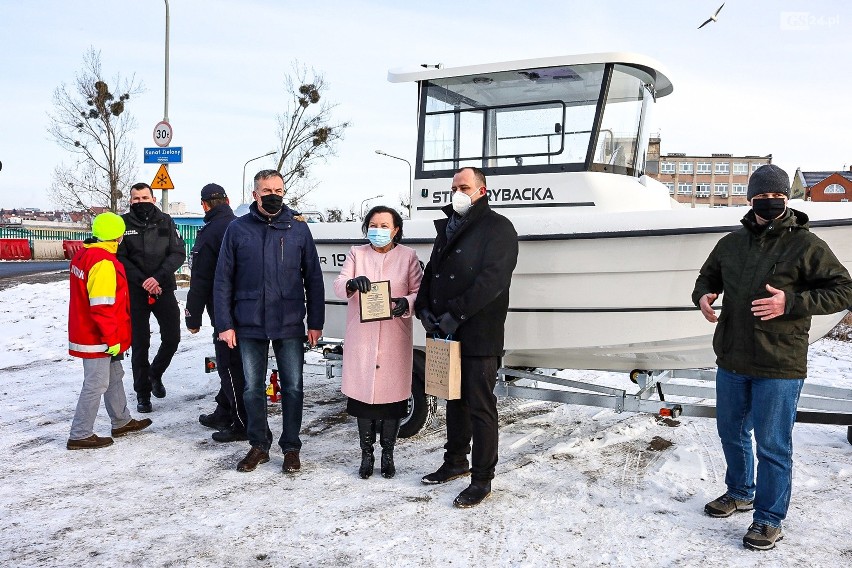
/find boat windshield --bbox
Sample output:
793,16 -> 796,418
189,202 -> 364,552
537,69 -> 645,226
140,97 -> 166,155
418,63 -> 654,177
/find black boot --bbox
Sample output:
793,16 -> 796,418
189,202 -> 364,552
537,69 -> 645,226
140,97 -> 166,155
453,479 -> 492,508
357,418 -> 376,479
379,419 -> 400,479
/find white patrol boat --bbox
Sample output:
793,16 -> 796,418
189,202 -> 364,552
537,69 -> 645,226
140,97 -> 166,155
307,52 -> 852,435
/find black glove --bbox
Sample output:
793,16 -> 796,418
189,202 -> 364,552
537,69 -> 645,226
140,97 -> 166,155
346,275 -> 372,294
437,312 -> 460,335
391,297 -> 409,317
418,309 -> 440,332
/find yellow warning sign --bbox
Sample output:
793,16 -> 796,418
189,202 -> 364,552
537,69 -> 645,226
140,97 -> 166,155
151,164 -> 175,190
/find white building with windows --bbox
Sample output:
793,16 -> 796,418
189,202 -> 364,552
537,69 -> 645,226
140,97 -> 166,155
645,137 -> 772,207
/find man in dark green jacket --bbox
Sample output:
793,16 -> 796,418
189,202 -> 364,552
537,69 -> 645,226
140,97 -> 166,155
118,182 -> 186,413
692,164 -> 852,551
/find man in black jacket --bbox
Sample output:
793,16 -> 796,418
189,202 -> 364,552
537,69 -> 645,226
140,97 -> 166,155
414,167 -> 518,508
185,183 -> 247,442
118,182 -> 186,413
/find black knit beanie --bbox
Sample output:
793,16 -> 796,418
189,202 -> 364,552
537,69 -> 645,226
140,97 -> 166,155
747,164 -> 790,201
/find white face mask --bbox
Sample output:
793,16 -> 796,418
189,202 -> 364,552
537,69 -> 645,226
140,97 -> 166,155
452,190 -> 473,216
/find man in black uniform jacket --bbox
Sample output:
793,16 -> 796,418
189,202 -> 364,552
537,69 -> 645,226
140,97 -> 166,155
415,167 -> 518,508
118,182 -> 186,413
185,183 -> 247,442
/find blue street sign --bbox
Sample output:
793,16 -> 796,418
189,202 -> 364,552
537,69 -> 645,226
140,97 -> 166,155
144,147 -> 183,164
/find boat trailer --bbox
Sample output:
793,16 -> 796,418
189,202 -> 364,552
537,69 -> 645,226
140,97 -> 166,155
497,367 -> 852,442
494,367 -> 852,426
208,347 -> 852,444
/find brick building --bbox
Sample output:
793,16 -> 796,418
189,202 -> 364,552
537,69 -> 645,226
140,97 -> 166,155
645,137 -> 773,207
792,169 -> 852,202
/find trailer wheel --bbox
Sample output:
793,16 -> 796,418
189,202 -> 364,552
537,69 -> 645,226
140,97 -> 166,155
399,349 -> 436,438
629,369 -> 647,385
847,426 -> 852,446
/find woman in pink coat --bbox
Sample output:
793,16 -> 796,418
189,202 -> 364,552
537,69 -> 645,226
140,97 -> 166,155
333,206 -> 422,479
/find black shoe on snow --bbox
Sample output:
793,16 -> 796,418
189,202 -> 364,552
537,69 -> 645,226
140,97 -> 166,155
421,463 -> 470,485
199,413 -> 230,430
453,480 -> 491,508
211,427 -> 248,443
150,376 -> 166,398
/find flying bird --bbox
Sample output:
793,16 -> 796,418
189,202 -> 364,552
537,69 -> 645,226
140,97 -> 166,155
698,3 -> 725,29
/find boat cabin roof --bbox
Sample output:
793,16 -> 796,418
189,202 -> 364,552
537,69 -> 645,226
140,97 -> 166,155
388,51 -> 673,97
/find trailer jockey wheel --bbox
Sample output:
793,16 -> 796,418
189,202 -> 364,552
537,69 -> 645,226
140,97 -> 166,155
629,369 -> 647,385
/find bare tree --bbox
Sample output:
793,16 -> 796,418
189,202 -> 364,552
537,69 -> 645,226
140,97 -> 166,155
275,62 -> 350,208
399,193 -> 412,218
48,48 -> 143,213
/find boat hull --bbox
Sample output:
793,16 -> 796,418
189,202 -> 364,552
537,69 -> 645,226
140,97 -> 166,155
313,201 -> 852,372
311,196 -> 852,371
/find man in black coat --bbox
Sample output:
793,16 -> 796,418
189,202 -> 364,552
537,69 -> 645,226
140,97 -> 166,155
185,183 -> 247,442
117,182 -> 186,413
414,166 -> 518,508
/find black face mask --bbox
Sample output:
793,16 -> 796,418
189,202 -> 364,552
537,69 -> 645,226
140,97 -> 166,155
131,202 -> 156,217
260,194 -> 283,215
752,198 -> 786,221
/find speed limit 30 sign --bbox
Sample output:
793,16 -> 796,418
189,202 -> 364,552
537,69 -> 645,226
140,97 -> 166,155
153,121 -> 173,147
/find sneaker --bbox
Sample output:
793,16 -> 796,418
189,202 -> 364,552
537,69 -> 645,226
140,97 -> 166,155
212,427 -> 248,443
150,376 -> 166,399
283,451 -> 301,473
137,400 -> 152,414
199,413 -> 231,431
743,522 -> 784,551
111,418 -> 153,437
67,434 -> 114,450
704,493 -> 754,518
421,462 -> 470,485
237,447 -> 269,472
453,480 -> 492,508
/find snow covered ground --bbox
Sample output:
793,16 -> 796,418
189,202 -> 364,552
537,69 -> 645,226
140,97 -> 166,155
1,278 -> 850,567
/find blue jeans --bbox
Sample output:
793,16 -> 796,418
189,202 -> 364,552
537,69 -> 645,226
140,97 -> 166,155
240,337 -> 304,453
715,367 -> 804,528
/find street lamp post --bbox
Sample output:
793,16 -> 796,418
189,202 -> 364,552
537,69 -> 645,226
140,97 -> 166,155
375,150 -> 413,199
242,151 -> 277,204
161,0 -> 170,214
360,194 -> 384,220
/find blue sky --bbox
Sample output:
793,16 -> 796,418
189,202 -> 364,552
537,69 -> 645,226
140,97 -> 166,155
1,0 -> 850,213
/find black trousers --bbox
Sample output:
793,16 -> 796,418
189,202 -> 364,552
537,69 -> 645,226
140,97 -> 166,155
443,356 -> 500,482
129,289 -> 181,399
212,335 -> 247,430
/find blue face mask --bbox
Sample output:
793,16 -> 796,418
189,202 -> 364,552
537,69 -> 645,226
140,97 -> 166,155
367,227 -> 393,247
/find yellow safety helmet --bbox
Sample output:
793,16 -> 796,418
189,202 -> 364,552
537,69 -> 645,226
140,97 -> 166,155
91,212 -> 126,241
